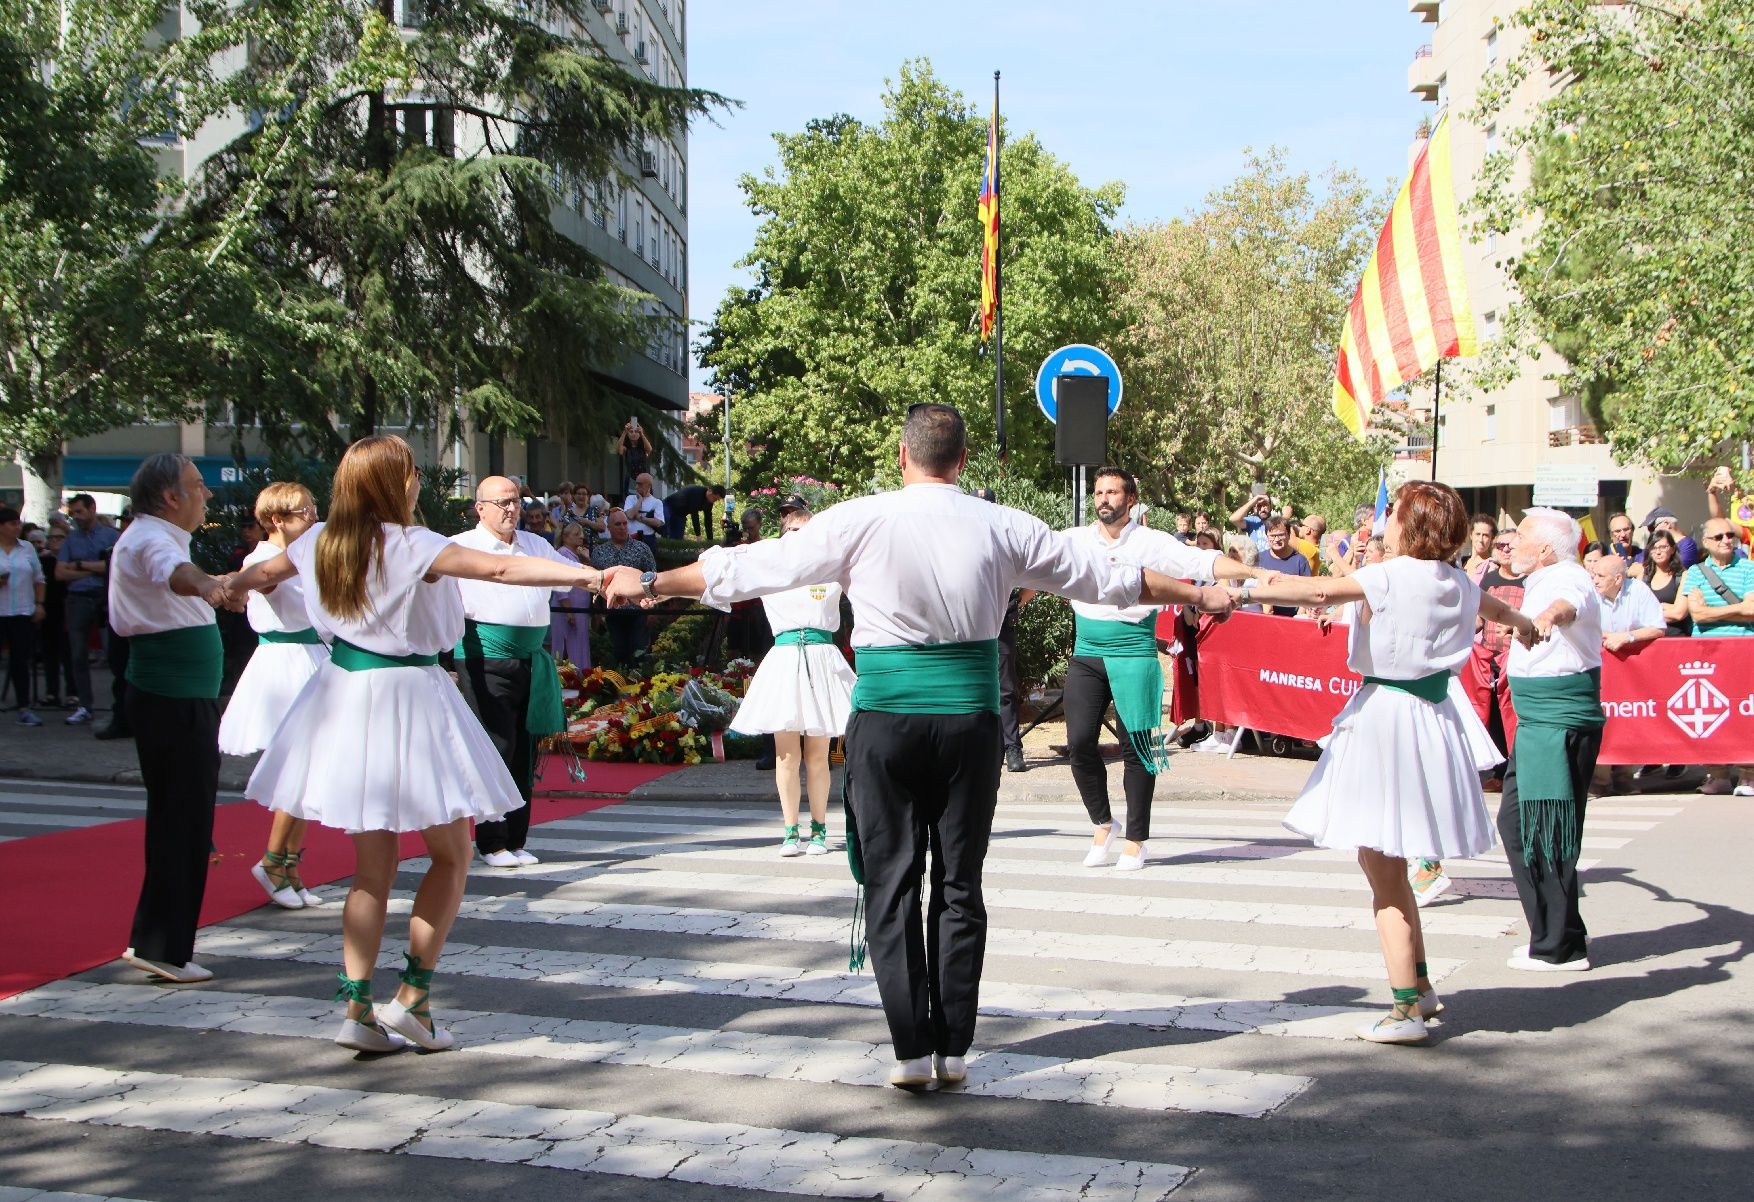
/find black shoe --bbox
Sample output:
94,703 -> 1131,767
1004,746 -> 1027,773
1176,721 -> 1212,749
753,756 -> 775,770
94,724 -> 133,741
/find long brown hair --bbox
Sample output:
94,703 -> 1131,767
315,436 -> 417,620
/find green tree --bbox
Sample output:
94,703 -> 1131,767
0,1 -> 297,523
700,60 -> 1122,491
188,1 -> 723,457
1108,150 -> 1395,517
1470,0 -> 1754,473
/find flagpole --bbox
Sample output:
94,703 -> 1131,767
992,70 -> 1006,463
1429,359 -> 1442,483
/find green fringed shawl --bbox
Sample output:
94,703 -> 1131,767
1073,613 -> 1169,774
1509,669 -> 1604,866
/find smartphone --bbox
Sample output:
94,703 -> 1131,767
1248,482 -> 1267,498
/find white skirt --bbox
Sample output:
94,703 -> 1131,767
218,642 -> 328,756
1283,677 -> 1503,861
247,661 -> 523,834
729,644 -> 857,737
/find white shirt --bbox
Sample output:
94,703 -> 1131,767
1598,576 -> 1665,636
286,523 -> 462,657
242,542 -> 315,634
1063,522 -> 1221,624
1346,557 -> 1480,679
107,514 -> 216,637
449,524 -> 574,627
623,493 -> 665,537
1509,559 -> 1603,678
697,482 -> 1142,647
760,576 -> 844,635
0,541 -> 44,617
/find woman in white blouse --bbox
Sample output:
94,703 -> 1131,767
229,436 -> 619,1055
1243,482 -> 1539,1045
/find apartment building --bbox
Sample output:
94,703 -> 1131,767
1404,0 -> 1703,532
0,0 -> 690,505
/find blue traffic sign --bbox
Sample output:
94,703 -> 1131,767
1035,344 -> 1123,423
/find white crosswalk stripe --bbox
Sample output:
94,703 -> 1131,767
0,1059 -> 1193,1200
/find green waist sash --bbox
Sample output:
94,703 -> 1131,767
1363,671 -> 1451,704
258,627 -> 323,646
125,623 -> 222,700
1509,668 -> 1604,866
851,640 -> 999,714
454,619 -> 565,738
774,627 -> 836,647
330,639 -> 440,672
1073,613 -> 1169,775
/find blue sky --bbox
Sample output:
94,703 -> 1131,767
683,0 -> 1432,392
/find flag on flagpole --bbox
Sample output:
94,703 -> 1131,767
1370,469 -> 1390,536
978,101 -> 1000,341
1578,513 -> 1599,555
1333,113 -> 1477,439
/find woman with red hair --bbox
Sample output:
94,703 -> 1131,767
1242,481 -> 1539,1044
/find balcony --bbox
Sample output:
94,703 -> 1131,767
1549,424 -> 1607,448
591,0 -> 611,10
1409,45 -> 1440,99
1409,0 -> 1439,22
634,41 -> 650,65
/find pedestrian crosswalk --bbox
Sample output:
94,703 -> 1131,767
0,778 -> 1696,1198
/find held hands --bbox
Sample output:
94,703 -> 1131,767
1194,583 -> 1234,618
598,565 -> 646,608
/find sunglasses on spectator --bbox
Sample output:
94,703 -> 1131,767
1703,532 -> 1736,541
1493,540 -> 1514,549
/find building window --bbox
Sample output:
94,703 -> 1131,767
1436,413 -> 1446,449
1485,230 -> 1497,255
1483,310 -> 1500,340
1484,404 -> 1497,442
1436,74 -> 1448,111
1484,124 -> 1497,155
1548,396 -> 1582,432
1485,28 -> 1498,67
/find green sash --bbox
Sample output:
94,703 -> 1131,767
1509,669 -> 1604,866
329,639 -> 440,672
125,624 -> 222,700
774,627 -> 835,647
1073,613 -> 1169,774
1363,671 -> 1451,704
851,640 -> 999,714
454,619 -> 565,738
258,627 -> 323,646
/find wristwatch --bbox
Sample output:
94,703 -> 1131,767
640,570 -> 659,600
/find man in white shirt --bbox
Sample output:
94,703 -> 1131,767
605,405 -> 1233,1088
1592,555 -> 1666,650
1063,467 -> 1268,873
452,476 -> 580,868
108,455 -> 233,983
623,472 -> 665,550
1500,508 -> 1605,972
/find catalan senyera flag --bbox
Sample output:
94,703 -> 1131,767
1332,113 -> 1477,438
978,102 -> 999,340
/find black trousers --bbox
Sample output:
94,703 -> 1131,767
126,688 -> 219,965
38,608 -> 72,699
1064,656 -> 1154,843
996,606 -> 1022,754
846,710 -> 1000,1059
1496,726 -> 1602,964
1,615 -> 36,708
456,655 -> 534,853
605,610 -> 650,668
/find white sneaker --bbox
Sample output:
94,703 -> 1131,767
1194,732 -> 1234,754
1082,821 -> 1122,868
376,999 -> 455,1051
1734,784 -> 1754,798
1410,867 -> 1452,908
933,1054 -> 967,1084
1114,845 -> 1148,872
889,1055 -> 933,1088
335,1018 -> 409,1054
1418,989 -> 1445,1020
511,849 -> 540,866
65,706 -> 93,725
250,863 -> 305,910
122,949 -> 214,983
1356,1014 -> 1428,1044
1507,946 -> 1590,972
480,850 -> 521,868
298,889 -> 326,907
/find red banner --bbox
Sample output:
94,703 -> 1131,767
1167,610 -> 1754,766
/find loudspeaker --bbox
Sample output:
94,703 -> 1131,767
1054,376 -> 1109,466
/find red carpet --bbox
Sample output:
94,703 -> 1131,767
0,762 -> 678,1001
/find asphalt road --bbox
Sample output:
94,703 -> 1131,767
0,764 -> 1748,1201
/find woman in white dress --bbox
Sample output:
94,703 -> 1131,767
1243,482 -> 1538,1044
219,483 -> 328,910
228,436 -> 616,1055
728,504 -> 856,856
